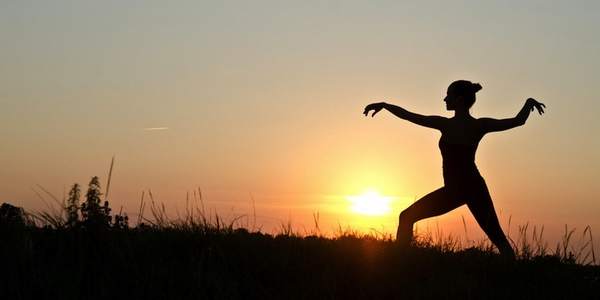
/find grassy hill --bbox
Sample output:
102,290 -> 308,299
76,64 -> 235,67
2,211 -> 599,299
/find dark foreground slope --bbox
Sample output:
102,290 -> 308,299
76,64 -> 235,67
1,226 -> 599,300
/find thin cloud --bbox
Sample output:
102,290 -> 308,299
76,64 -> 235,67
143,127 -> 169,131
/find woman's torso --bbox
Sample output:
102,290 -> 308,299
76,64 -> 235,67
439,117 -> 485,187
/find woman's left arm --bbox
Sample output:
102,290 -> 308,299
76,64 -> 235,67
480,98 -> 546,133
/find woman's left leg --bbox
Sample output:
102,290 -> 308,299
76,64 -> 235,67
467,180 -> 516,259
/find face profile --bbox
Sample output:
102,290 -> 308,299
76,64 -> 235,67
443,92 -> 462,111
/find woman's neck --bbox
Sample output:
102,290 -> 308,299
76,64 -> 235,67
454,109 -> 472,119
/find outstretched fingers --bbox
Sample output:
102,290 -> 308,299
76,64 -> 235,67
528,98 -> 546,115
535,102 -> 546,115
363,104 -> 374,116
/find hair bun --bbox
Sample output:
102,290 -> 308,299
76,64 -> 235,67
471,83 -> 482,93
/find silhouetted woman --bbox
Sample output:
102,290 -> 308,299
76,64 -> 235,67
363,80 -> 545,258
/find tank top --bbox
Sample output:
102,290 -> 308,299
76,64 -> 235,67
438,138 -> 483,186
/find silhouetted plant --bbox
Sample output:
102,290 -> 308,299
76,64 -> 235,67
81,176 -> 111,229
112,210 -> 129,229
66,183 -> 81,228
0,203 -> 27,228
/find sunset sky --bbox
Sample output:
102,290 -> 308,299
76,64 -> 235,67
1,1 -> 599,245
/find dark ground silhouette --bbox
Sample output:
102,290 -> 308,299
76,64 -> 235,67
1,221 -> 599,300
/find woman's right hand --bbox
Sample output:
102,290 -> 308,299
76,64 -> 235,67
363,102 -> 387,117
526,98 -> 546,115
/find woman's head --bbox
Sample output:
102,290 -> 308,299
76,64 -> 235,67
444,80 -> 482,111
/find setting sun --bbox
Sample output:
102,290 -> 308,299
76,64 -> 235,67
346,189 -> 393,216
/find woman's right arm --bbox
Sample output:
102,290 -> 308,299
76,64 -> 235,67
364,102 -> 446,130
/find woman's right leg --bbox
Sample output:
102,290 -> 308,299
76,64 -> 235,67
396,187 -> 464,246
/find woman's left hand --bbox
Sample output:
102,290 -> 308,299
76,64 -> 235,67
526,98 -> 546,115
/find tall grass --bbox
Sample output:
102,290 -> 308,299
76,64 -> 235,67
20,187 -> 598,266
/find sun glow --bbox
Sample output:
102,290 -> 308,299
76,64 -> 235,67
346,189 -> 393,216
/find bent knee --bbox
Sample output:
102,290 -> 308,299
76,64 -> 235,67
399,209 -> 414,224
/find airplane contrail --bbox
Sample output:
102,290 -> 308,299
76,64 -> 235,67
143,127 -> 169,131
